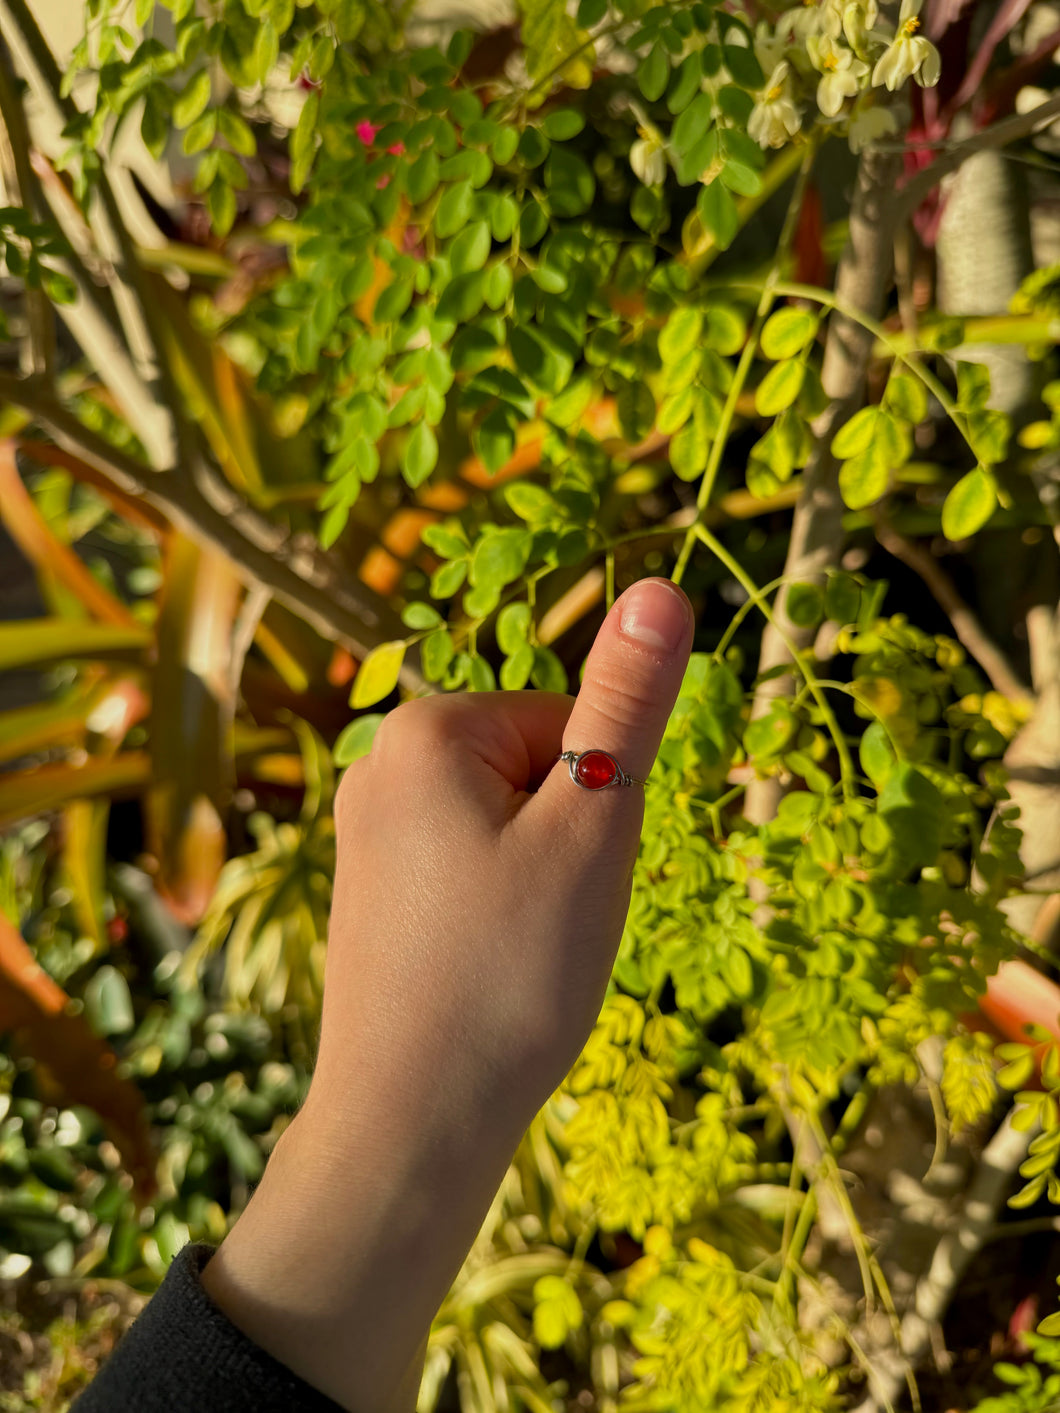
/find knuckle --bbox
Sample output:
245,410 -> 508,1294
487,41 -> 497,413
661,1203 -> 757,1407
580,663 -> 660,732
365,696 -> 469,766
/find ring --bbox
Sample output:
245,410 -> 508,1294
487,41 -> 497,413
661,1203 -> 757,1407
556,749 -> 647,790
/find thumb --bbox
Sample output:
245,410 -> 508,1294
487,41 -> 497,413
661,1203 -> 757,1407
522,576 -> 693,843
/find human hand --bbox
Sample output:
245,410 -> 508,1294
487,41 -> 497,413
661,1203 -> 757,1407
200,576 -> 693,1412
313,573 -> 694,1115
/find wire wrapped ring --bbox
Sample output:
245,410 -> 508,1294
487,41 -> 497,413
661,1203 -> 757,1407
557,749 -> 648,791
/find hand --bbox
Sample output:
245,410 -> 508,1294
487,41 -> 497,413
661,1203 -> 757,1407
200,577 -> 694,1412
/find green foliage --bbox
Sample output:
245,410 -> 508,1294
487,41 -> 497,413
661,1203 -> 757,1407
968,1335 -> 1060,1413
4,0 -> 1058,1407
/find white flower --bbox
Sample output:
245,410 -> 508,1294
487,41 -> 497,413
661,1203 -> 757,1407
630,134 -> 667,187
847,100 -> 899,152
752,20 -> 788,82
748,62 -> 802,149
807,35 -> 869,116
842,0 -> 878,53
777,3 -> 826,44
871,0 -> 941,90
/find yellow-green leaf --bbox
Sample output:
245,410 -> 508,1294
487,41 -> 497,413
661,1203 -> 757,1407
0,619 -> 151,672
941,467 -> 996,542
760,307 -> 818,360
754,358 -> 805,417
350,641 -> 406,709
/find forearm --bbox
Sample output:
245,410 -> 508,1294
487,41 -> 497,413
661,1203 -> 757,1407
199,1025 -> 544,1413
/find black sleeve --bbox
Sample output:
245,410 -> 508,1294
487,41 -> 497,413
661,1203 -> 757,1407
70,1241 -> 346,1412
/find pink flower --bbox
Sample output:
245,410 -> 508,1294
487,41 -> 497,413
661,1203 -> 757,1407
356,120 -> 380,146
376,173 -> 391,189
387,141 -> 405,156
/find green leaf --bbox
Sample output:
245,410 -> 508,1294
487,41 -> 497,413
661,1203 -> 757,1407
720,160 -> 761,197
883,372 -> 928,424
319,501 -> 351,549
504,481 -> 556,520
450,220 -> 491,275
545,149 -> 595,218
941,467 -> 996,541
670,417 -> 709,480
754,358 -> 805,416
838,447 -> 889,510
333,714 -> 386,765
403,420 -> 438,488
878,762 -> 946,866
500,641 -> 535,690
470,528 -> 532,591
745,702 -> 797,759
696,180 -> 738,251
786,581 -> 824,629
290,90 -> 319,193
825,572 -> 861,625
490,127 -> 518,165
182,109 -> 217,154
638,42 -> 669,102
671,92 -> 713,157
531,645 -> 567,692
350,641 -> 406,708
657,386 -> 695,435
422,628 -> 456,680
541,108 -> 585,141
401,601 -> 444,630
173,69 -> 211,128
497,602 -> 532,654
436,270 -> 486,323
467,655 -> 497,692
658,308 -> 704,365
761,307 -> 818,360
435,179 -> 473,238
141,89 -> 169,160
407,149 -> 441,204
422,524 -> 469,558
722,41 -> 763,87
253,17 -> 279,84
474,405 -> 517,472
667,51 -> 702,113
84,965 -> 135,1036
207,180 -> 236,236
859,720 -> 897,788
617,381 -> 655,442
956,360 -> 991,411
830,405 -> 878,459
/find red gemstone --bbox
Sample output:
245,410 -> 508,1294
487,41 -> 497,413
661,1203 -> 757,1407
575,750 -> 619,789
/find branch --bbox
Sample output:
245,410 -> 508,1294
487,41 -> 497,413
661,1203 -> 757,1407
0,373 -> 430,696
0,0 -> 180,468
0,33 -> 51,377
898,93 -> 1060,218
875,522 -> 1033,704
853,1109 -> 1034,1413
745,134 -> 906,824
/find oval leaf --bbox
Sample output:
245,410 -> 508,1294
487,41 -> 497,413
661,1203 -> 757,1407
350,641 -> 406,708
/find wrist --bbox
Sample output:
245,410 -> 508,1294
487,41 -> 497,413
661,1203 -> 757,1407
201,1039 -> 542,1413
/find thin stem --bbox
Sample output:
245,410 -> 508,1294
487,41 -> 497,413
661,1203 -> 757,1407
722,277 -> 989,480
693,522 -> 855,795
671,142 -> 818,588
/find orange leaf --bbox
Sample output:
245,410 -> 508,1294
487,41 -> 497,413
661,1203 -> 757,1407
0,442 -> 141,628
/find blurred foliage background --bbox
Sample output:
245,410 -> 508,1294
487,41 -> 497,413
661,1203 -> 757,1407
1,0 -> 1060,1409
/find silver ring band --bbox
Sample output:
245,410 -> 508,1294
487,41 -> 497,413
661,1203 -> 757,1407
557,749 -> 647,790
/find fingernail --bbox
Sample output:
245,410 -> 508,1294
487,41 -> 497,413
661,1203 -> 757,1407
619,579 -> 691,652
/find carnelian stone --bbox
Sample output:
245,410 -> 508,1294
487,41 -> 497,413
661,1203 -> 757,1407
575,750 -> 619,789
